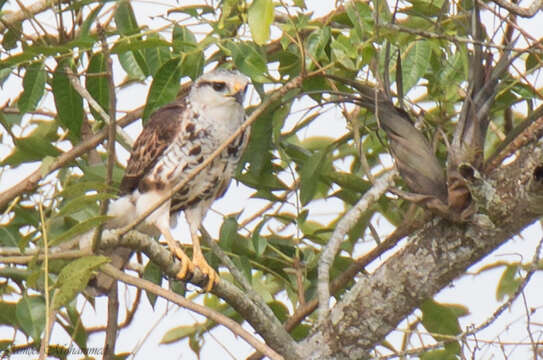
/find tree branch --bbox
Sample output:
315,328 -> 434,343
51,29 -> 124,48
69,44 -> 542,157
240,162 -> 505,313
99,263 -> 285,360
0,108 -> 142,211
0,0 -> 71,32
96,230 -> 301,360
488,0 -> 542,17
317,169 -> 397,323
299,140 -> 543,359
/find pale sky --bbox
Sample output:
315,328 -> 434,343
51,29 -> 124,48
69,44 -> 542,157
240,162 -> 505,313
0,1 -> 542,359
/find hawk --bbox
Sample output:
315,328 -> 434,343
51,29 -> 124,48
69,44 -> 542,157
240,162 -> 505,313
106,69 -> 250,291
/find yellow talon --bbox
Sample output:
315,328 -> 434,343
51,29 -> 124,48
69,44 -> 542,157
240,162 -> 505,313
193,253 -> 219,291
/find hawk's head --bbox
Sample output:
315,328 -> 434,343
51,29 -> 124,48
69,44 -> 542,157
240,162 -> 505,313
190,69 -> 250,107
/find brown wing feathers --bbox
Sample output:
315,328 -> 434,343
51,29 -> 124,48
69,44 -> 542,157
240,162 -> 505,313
119,100 -> 186,195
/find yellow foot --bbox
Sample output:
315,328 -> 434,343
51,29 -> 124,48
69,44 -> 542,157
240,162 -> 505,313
193,254 -> 219,292
172,246 -> 195,280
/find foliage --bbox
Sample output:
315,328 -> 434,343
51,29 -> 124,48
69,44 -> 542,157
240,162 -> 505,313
0,0 -> 541,359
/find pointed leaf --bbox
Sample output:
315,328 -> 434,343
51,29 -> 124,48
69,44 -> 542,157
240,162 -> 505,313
496,264 -> 521,301
161,324 -> 201,344
0,302 -> 17,327
420,299 -> 462,339
227,42 -> 268,83
86,53 -> 110,122
50,215 -> 110,246
248,0 -> 274,45
219,216 -> 239,251
142,57 -> 182,121
118,50 -> 146,80
300,150 -> 326,205
114,0 -> 139,36
401,39 -> 431,94
16,295 -> 46,341
52,59 -> 83,138
18,61 -> 47,113
172,26 -> 203,80
143,261 -> 162,307
53,256 -> 110,309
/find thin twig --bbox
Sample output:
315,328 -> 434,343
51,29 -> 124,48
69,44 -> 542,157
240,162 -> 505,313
99,264 -> 285,360
93,26 -> 118,254
103,283 -> 118,360
318,169 -> 397,323
38,202 -> 50,360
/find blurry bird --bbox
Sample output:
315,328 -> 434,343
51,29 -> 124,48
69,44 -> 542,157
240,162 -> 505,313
96,69 -> 250,292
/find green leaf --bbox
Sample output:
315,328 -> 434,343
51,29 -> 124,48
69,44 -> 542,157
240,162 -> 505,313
248,0 -> 274,45
52,59 -> 84,138
300,150 -> 326,205
172,26 -> 204,80
232,256 -> 252,283
56,193 -> 114,217
18,61 -> 47,113
114,0 -> 139,36
2,21 -> 21,50
16,295 -> 46,341
142,57 -> 183,121
118,51 -> 146,81
400,39 -> 432,94
144,34 -> 174,76
112,37 -> 171,54
420,349 -> 459,360
2,120 -> 61,166
227,41 -> 268,83
168,5 -> 214,17
0,226 -> 21,247
331,35 -> 357,71
0,66 -> 13,87
143,261 -> 162,307
305,27 -> 330,70
251,220 -> 268,257
86,53 -> 110,122
496,264 -> 521,301
219,216 -> 239,251
79,4 -> 103,39
267,300 -> 290,322
420,299 -> 462,340
161,324 -> 202,344
49,215 -> 110,246
53,256 -> 110,309
62,303 -> 89,353
0,301 -> 17,326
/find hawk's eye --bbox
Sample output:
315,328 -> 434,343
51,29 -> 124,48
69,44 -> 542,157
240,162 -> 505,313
212,82 -> 226,92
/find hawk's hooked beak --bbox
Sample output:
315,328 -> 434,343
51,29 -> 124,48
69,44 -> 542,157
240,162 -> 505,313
231,82 -> 248,104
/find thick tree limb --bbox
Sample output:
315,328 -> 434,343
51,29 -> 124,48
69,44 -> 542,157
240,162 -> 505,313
299,140 -> 543,359
488,0 -> 542,17
100,264 -> 285,360
317,169 -> 397,323
97,230 -> 301,360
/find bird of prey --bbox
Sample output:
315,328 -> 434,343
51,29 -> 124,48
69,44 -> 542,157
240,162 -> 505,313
107,69 -> 250,291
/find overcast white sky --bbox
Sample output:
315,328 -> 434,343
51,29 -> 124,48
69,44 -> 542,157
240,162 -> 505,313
1,1 -> 542,359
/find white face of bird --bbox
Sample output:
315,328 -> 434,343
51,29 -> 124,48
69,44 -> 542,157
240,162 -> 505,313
189,69 -> 250,108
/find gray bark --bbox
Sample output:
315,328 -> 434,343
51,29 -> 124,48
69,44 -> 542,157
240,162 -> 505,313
299,141 -> 543,359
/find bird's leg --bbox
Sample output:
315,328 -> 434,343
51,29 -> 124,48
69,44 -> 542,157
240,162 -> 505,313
190,226 -> 218,292
186,206 -> 218,292
156,221 -> 194,280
